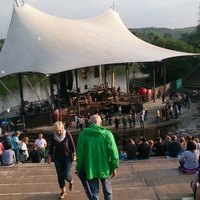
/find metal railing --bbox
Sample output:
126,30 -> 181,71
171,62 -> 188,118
182,62 -> 200,84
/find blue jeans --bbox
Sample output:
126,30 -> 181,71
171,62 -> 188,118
88,177 -> 112,200
54,156 -> 73,189
13,149 -> 19,163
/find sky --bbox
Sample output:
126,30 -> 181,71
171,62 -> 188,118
0,0 -> 200,38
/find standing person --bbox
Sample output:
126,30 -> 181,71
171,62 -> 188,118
156,109 -> 160,123
76,114 -> 119,200
19,137 -> 29,163
35,133 -> 47,159
118,105 -> 122,116
11,131 -> 21,164
122,115 -> 127,130
128,114 -> 133,128
47,121 -> 76,199
114,115 -> 120,129
140,112 -> 144,128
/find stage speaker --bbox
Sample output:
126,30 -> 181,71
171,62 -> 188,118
67,70 -> 73,90
59,72 -> 67,98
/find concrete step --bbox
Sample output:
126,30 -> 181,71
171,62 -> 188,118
0,157 -> 195,200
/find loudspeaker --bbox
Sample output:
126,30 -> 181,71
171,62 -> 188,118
67,70 -> 73,90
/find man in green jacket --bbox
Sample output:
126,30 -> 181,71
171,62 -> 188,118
76,114 -> 119,200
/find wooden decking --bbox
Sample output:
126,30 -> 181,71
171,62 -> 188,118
0,157 -> 195,200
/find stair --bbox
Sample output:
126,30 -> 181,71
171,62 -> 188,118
0,158 -> 195,200
182,62 -> 200,90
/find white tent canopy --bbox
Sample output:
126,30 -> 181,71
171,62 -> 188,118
0,3 -> 198,78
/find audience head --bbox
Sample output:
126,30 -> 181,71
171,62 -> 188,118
157,137 -> 162,142
148,140 -> 154,146
139,137 -> 146,143
186,135 -> 194,142
2,130 -> 8,136
165,135 -> 171,142
171,135 -> 177,142
186,141 -> 196,151
5,144 -> 12,150
128,138 -> 135,145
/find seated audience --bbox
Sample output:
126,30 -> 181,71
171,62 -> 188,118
168,135 -> 180,158
152,137 -> 165,156
125,139 -> 137,160
119,151 -> 127,161
179,137 -> 186,154
148,140 -> 154,157
2,144 -> 15,166
179,141 -> 199,170
27,145 -> 43,163
164,135 -> 171,156
137,137 -> 150,160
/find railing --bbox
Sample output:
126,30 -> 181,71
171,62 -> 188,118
182,62 -> 200,84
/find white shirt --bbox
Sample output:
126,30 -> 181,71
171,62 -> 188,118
35,138 -> 47,148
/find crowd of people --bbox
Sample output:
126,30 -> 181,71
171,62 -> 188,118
120,134 -> 200,163
0,131 -> 48,166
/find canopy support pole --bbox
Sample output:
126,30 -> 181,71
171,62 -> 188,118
56,73 -> 61,121
111,65 -> 115,88
126,63 -> 129,93
18,73 -> 26,130
75,69 -> 80,116
99,65 -> 102,86
163,63 -> 166,94
153,64 -> 156,102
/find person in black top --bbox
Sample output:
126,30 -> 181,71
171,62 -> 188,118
152,137 -> 165,156
27,145 -> 42,163
137,137 -> 150,160
47,121 -> 76,199
2,130 -> 12,149
125,139 -> 137,160
168,135 -> 180,158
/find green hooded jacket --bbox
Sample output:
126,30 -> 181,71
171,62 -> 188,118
76,124 -> 119,180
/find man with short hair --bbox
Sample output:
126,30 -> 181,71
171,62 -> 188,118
35,133 -> 47,158
76,114 -> 119,200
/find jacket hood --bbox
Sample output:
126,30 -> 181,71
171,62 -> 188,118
83,124 -> 107,137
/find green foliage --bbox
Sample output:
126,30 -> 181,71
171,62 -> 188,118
130,26 -> 200,84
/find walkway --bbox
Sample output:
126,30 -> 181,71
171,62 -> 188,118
0,157 -> 195,200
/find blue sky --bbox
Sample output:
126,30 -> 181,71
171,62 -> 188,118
0,0 -> 199,38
